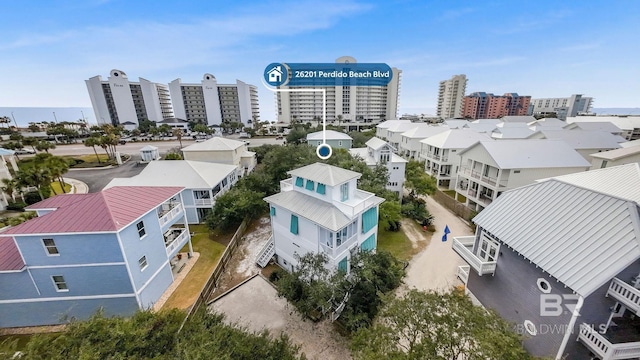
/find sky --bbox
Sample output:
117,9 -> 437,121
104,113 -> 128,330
1,0 -> 639,123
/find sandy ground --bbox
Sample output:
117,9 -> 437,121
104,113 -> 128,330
401,196 -> 472,292
209,276 -> 351,360
235,217 -> 272,277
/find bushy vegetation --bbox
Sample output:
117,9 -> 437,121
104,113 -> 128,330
401,194 -> 432,225
274,251 -> 405,333
1,309 -> 304,360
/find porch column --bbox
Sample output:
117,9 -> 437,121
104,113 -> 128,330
183,212 -> 193,258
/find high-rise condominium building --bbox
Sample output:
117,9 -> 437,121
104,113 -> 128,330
276,56 -> 401,124
528,94 -> 593,120
169,74 -> 259,126
462,92 -> 531,119
86,69 -> 174,126
437,74 -> 467,119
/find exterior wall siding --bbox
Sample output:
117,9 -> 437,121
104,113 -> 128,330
137,263 -> 173,309
14,233 -> 123,266
0,297 -> 138,328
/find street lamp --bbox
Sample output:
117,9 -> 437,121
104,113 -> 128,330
53,112 -> 58,124
10,112 -> 18,128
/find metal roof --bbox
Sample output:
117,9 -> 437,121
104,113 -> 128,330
444,119 -> 470,129
182,137 -> 245,151
5,186 -> 183,234
140,145 -> 158,151
590,145 -> 640,161
473,179 -> 640,297
306,130 -> 353,141
621,139 -> 640,148
462,123 -> 498,133
365,137 -> 389,150
491,127 -> 536,139
537,130 -> 621,150
287,163 -> 361,186
264,191 -> 352,231
105,161 -> 237,189
501,115 -> 536,123
547,163 -> 640,205
421,129 -> 492,149
349,148 -> 407,166
460,140 -> 591,168
0,237 -> 24,271
376,119 -> 410,129
400,125 -> 449,139
564,121 -> 623,134
567,116 -> 640,131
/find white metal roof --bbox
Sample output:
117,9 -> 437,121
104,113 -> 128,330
365,137 -> 389,150
590,145 -> 640,161
420,129 -> 492,149
182,137 -> 245,151
376,119 -> 409,129
462,123 -> 498,133
501,115 -> 536,123
567,116 -> 640,131
444,119 -> 470,129
471,119 -> 502,125
386,122 -> 424,134
473,178 -> 640,297
547,163 -> 640,205
460,140 -> 591,168
621,139 -> 640,148
306,130 -> 353,141
400,125 -> 449,139
491,127 -> 536,139
527,118 -> 566,127
537,130 -> 621,150
287,162 -> 361,186
564,121 -> 623,134
140,145 -> 158,151
105,160 -> 237,189
349,148 -> 407,165
264,191 -> 352,231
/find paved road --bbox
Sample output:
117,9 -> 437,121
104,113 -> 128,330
67,160 -> 146,193
48,136 -> 282,157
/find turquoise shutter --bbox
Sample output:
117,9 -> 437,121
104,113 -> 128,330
270,206 -> 276,216
317,183 -> 326,195
362,207 -> 378,233
338,257 -> 348,272
306,180 -> 315,191
295,177 -> 304,187
290,215 -> 298,235
361,234 -> 376,251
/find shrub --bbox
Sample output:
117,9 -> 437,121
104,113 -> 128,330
6,202 -> 27,211
268,268 -> 285,283
24,191 -> 42,205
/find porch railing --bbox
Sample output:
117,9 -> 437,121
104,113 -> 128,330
452,236 -> 496,276
578,323 -> 640,360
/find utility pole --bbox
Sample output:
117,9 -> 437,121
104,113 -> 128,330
10,112 -> 18,128
53,112 -> 58,124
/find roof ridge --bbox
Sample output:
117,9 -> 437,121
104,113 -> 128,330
98,190 -> 125,229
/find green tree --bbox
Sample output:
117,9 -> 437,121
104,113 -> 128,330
404,160 -> 437,196
351,289 -> 532,360
158,124 -> 172,137
349,129 -> 375,148
15,166 -> 52,200
83,137 -> 102,163
192,123 -> 210,136
207,186 -> 267,230
35,140 -> 56,153
1,178 -> 17,202
285,126 -> 308,145
45,155 -> 70,194
28,123 -> 41,132
22,137 -> 38,153
137,119 -> 156,133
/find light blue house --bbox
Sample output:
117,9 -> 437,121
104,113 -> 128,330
260,163 -> 384,273
0,186 -> 192,328
106,160 -> 238,223
306,130 -> 353,149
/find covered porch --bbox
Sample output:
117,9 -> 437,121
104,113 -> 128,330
451,236 -> 496,276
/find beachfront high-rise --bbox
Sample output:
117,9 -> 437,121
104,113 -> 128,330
462,92 -> 531,119
437,74 -> 467,119
86,69 -> 174,127
276,56 -> 401,124
169,75 -> 259,126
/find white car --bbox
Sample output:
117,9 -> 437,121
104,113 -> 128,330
14,148 -> 35,155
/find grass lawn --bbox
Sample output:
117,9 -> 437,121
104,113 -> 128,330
160,224 -> 230,310
50,181 -> 72,195
377,225 -> 414,261
69,153 -> 110,163
443,189 -> 466,203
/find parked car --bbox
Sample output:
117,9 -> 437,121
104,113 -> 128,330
14,148 -> 35,155
276,136 -> 284,140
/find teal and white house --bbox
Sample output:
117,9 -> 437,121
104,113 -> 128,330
260,163 -> 384,272
0,186 -> 192,328
306,130 -> 353,149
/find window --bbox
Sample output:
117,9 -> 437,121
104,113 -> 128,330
537,278 -> 551,293
43,238 -> 59,256
295,177 -> 304,187
290,215 -> 299,235
340,183 -> 349,201
305,180 -> 315,191
601,160 -> 608,169
138,256 -> 148,271
513,170 -> 521,174
52,275 -> 68,292
316,183 -> 326,195
270,206 -> 276,216
361,234 -> 376,251
339,141 -> 343,146
137,221 -> 146,238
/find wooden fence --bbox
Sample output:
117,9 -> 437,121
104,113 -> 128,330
180,219 -> 249,329
432,189 -> 473,220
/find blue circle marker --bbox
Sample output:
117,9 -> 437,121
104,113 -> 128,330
264,63 -> 288,86
316,143 -> 332,160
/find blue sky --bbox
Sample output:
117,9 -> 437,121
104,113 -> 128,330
1,0 -> 639,122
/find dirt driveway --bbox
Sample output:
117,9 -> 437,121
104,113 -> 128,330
209,276 -> 352,360
401,196 -> 472,292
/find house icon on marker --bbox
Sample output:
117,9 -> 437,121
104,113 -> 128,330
268,66 -> 283,83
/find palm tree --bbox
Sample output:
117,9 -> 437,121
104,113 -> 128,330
46,156 -> 70,193
84,137 -> 102,163
173,129 -> 184,148
1,178 -> 17,203
35,140 -> 56,153
22,137 -> 37,153
16,167 -> 51,200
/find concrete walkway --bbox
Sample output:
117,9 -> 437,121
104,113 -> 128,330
63,178 -> 89,194
402,196 -> 472,292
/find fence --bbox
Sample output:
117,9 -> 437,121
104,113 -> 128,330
432,189 -> 473,220
179,218 -> 249,330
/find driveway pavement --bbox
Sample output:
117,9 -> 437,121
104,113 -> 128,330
401,196 -> 471,292
66,160 -> 146,192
